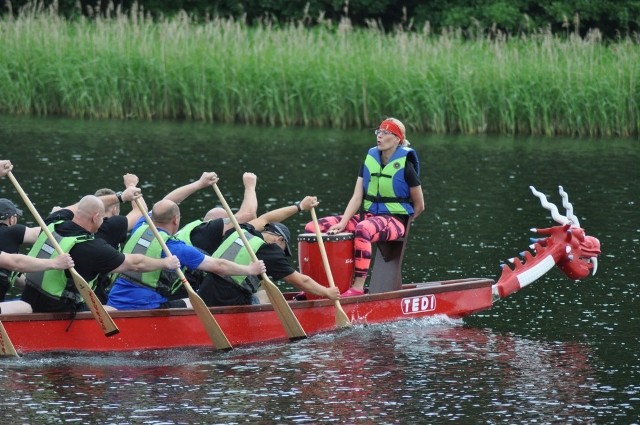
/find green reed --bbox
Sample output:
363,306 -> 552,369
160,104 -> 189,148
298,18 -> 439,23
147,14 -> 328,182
1,5 -> 638,136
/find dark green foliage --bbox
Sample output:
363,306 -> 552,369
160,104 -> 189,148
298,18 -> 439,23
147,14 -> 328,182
2,0 -> 638,38
0,0 -> 640,38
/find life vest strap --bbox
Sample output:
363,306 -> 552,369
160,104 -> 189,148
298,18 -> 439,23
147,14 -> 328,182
370,172 -> 393,179
364,194 -> 411,204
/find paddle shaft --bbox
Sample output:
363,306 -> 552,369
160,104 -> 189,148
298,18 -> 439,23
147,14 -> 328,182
310,209 -> 338,289
310,207 -> 351,328
6,171 -> 119,337
133,199 -> 232,350
212,183 -> 307,340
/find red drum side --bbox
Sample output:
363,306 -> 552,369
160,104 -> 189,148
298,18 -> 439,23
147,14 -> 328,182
297,232 -> 354,300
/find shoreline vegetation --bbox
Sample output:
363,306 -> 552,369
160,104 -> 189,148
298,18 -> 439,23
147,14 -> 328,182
1,4 -> 639,136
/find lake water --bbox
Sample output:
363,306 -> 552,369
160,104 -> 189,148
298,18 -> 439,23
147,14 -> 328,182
0,115 -> 638,424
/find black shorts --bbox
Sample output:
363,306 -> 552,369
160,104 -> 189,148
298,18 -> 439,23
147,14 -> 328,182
161,299 -> 188,309
21,285 -> 85,313
198,275 -> 253,307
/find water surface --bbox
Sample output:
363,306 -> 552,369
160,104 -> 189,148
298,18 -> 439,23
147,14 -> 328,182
0,115 -> 638,424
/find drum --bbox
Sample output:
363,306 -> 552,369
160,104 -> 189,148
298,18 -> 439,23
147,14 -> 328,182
297,232 -> 354,300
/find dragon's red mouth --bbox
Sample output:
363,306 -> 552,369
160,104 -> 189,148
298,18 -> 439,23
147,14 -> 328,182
580,256 -> 598,275
580,236 -> 601,274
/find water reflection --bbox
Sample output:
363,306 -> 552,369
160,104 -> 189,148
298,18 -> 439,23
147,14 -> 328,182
1,319 -> 616,424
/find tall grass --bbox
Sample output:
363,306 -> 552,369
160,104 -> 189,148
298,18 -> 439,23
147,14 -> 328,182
1,4 -> 638,136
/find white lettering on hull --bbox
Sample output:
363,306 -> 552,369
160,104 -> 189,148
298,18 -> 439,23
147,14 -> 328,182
401,295 -> 436,314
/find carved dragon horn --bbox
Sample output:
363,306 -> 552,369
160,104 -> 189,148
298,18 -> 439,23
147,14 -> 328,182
558,186 -> 580,227
529,186 -> 570,225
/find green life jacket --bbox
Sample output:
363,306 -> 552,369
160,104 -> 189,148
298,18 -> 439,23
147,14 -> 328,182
25,222 -> 94,304
174,219 -> 203,247
117,224 -> 181,297
363,146 -> 419,215
174,219 -> 213,288
0,269 -> 18,285
212,229 -> 265,294
0,269 -> 19,296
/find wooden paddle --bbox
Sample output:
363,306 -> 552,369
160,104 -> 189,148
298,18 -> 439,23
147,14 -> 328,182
7,171 -> 119,337
0,320 -> 19,357
310,207 -> 351,328
133,198 -> 232,350
212,183 -> 307,341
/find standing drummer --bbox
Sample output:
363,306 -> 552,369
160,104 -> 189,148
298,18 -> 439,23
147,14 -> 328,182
196,196 -> 341,307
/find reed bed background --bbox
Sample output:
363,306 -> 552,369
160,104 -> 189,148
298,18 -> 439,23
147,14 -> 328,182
1,5 -> 639,136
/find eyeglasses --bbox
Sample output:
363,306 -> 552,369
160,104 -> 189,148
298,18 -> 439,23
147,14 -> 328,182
374,129 -> 394,136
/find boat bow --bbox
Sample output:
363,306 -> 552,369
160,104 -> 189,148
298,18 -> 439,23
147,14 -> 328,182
493,186 -> 601,300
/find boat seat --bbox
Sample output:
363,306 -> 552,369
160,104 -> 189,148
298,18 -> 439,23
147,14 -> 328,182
368,218 -> 413,294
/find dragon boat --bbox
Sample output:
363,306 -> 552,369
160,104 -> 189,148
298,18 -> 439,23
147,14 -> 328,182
0,186 -> 600,355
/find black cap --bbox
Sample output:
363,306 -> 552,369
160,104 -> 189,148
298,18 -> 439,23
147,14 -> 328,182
267,222 -> 292,257
0,198 -> 23,220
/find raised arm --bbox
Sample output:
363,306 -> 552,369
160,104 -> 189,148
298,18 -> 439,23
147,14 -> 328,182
0,160 -> 13,176
235,172 -> 258,223
120,174 -> 146,230
99,185 -> 142,213
62,180 -> 143,217
163,172 -> 219,204
126,197 -> 146,230
217,172 -> 259,234
249,196 -> 318,232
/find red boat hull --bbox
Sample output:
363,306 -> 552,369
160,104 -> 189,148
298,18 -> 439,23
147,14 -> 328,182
1,278 -> 493,354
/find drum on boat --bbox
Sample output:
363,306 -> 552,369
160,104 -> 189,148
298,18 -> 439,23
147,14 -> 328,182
297,232 -> 354,300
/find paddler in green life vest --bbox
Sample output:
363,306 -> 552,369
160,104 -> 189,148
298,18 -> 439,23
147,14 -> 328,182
196,196 -> 341,307
305,117 -> 425,297
0,250 -> 75,313
106,198 -> 266,311
20,195 -> 181,313
0,197 -> 42,301
120,170 -> 258,290
171,172 -> 258,264
0,159 -> 74,310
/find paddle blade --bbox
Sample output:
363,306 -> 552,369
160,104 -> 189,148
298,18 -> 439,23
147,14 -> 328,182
186,287 -> 232,351
70,269 -> 119,337
261,278 -> 307,341
334,301 -> 351,328
0,321 -> 18,357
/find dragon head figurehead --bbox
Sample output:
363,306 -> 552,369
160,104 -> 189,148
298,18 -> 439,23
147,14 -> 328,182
494,186 -> 601,300
553,225 -> 601,280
